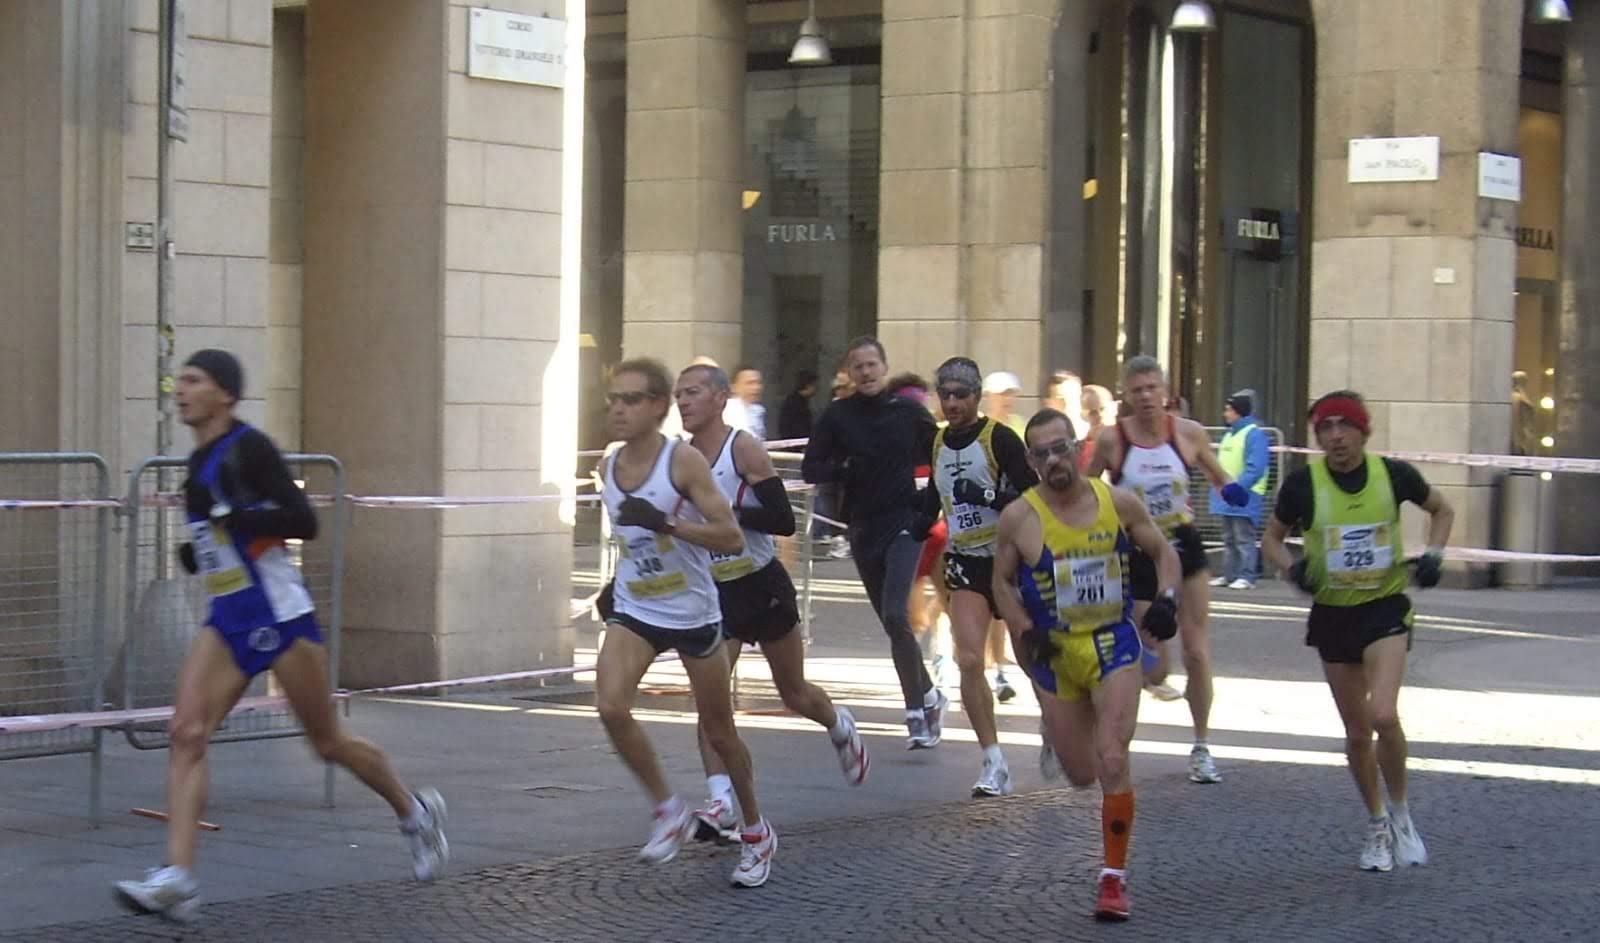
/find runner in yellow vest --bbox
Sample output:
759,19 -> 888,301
1262,389 -> 1454,875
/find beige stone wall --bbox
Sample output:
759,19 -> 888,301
876,1 -> 1052,408
621,0 -> 745,370
441,0 -> 571,679
1308,0 -> 1521,560
123,0 -> 274,467
267,9 -> 306,450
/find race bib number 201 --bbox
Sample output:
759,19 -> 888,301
1054,555 -> 1123,615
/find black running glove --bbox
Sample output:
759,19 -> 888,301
1413,549 -> 1444,589
1286,558 -> 1317,595
952,478 -> 996,509
1017,626 -> 1061,668
1142,592 -> 1179,641
617,496 -> 669,532
177,542 -> 199,575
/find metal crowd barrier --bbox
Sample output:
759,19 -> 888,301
117,454 -> 346,753
0,453 -> 113,820
1186,425 -> 1289,546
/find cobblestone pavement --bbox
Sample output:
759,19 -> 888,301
9,754 -> 1594,943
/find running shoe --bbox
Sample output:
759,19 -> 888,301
1228,578 -> 1254,590
113,865 -> 199,924
731,820 -> 777,888
924,688 -> 949,746
1144,681 -> 1183,701
971,759 -> 1014,798
832,707 -> 870,786
828,536 -> 852,560
906,711 -> 933,750
692,796 -> 739,844
1390,810 -> 1429,867
1093,871 -> 1130,921
994,672 -> 1017,703
1039,719 -> 1062,781
1208,575 -> 1228,587
640,798 -> 692,864
1188,745 -> 1223,784
1360,817 -> 1395,872
405,787 -> 450,881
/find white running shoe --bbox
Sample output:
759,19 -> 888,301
1039,718 -> 1062,781
906,711 -> 933,750
827,536 -> 852,560
832,708 -> 870,786
972,759 -> 1014,798
994,673 -> 1017,703
731,820 -> 777,888
924,688 -> 950,747
405,787 -> 450,881
640,798 -> 692,864
1144,681 -> 1183,701
1188,746 -> 1223,783
1390,811 -> 1429,867
1208,575 -> 1228,587
113,865 -> 200,924
1360,818 -> 1395,872
692,796 -> 740,844
1228,578 -> 1254,590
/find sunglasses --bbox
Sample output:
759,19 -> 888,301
1028,440 -> 1076,462
937,385 -> 976,400
606,391 -> 655,407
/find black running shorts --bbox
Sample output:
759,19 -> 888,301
717,559 -> 800,645
1129,523 -> 1209,601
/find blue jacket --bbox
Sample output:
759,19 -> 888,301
1210,416 -> 1269,523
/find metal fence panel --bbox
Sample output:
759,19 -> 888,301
118,454 -> 345,750
0,455 -> 112,767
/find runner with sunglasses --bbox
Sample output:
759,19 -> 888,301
993,408 -> 1181,921
914,358 -> 1038,796
1261,390 -> 1453,873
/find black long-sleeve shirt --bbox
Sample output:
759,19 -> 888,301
184,422 -> 318,540
918,417 -> 1038,516
778,391 -> 814,441
802,391 -> 937,540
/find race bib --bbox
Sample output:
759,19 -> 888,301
1053,554 -> 1123,617
189,519 -> 252,597
1137,479 -> 1189,528
710,552 -> 757,583
620,534 -> 689,598
1324,523 -> 1393,589
948,502 -> 998,550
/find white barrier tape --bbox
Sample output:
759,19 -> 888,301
1282,536 -> 1600,564
348,494 -> 603,508
0,653 -> 682,736
0,499 -> 121,511
1275,445 -> 1600,475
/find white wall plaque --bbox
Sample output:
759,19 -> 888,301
1347,136 -> 1440,183
1478,152 -> 1522,202
468,8 -> 565,88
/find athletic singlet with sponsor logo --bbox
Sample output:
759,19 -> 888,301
1112,416 -> 1193,536
707,429 -> 775,583
187,423 -> 315,632
603,437 -> 721,629
1014,479 -> 1135,634
932,418 -> 1003,557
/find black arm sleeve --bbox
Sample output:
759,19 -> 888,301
227,431 -> 319,540
801,405 -> 842,483
1383,458 -> 1433,508
989,423 -> 1039,510
735,476 -> 797,536
1272,467 -> 1314,529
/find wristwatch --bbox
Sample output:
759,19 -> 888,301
982,486 -> 997,505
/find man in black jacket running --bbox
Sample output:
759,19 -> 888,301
803,336 -> 947,747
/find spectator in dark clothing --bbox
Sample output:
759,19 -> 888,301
778,370 -> 819,442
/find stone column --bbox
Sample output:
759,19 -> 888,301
1557,6 -> 1600,556
878,1 -> 1057,401
1307,0 -> 1521,568
877,0 -> 965,380
621,0 -> 744,371
304,0 -> 573,686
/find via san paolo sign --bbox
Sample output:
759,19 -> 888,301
1348,136 -> 1440,183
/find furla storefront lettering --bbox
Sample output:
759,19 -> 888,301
767,223 -> 838,244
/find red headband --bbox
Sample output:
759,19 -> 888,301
1310,396 -> 1370,435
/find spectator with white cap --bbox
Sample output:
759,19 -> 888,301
982,371 -> 1027,439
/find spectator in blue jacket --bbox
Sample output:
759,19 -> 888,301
1210,389 -> 1270,589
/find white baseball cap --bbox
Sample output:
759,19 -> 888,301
982,371 -> 1022,395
